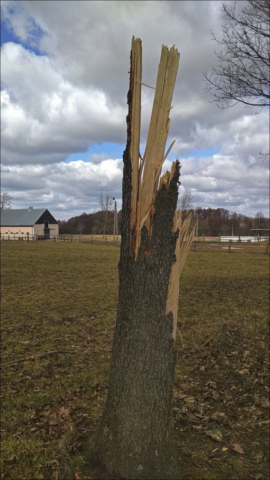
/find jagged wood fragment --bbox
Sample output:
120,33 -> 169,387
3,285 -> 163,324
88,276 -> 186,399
153,139 -> 176,193
178,217 -> 195,278
130,37 -> 142,236
139,46 -> 179,223
133,45 -> 180,259
166,212 -> 195,339
128,38 -> 194,339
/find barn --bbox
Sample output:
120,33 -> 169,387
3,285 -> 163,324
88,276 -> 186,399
0,208 -> 59,240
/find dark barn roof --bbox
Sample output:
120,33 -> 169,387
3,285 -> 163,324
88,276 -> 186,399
0,208 -> 58,226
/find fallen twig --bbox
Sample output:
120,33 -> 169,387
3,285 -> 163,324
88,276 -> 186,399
187,330 -> 219,356
177,327 -> 185,348
77,426 -> 95,432
200,330 -> 218,348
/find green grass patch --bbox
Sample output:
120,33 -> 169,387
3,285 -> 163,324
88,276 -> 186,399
1,242 -> 269,479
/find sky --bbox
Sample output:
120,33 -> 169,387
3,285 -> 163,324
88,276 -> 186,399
1,1 -> 269,220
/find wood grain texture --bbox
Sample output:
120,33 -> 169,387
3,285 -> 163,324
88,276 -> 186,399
130,37 -> 142,235
133,45 -> 180,259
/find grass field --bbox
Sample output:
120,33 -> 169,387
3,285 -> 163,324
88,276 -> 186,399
1,241 -> 269,480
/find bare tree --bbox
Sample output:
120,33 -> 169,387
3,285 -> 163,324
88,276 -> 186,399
112,197 -> 118,239
254,211 -> 266,229
178,188 -> 194,219
1,192 -> 12,209
204,1 -> 270,109
76,222 -> 85,235
98,193 -> 113,236
259,151 -> 269,163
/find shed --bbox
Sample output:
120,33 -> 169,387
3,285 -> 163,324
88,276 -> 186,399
0,208 -> 59,240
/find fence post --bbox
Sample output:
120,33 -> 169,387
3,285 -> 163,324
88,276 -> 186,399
229,240 -> 232,252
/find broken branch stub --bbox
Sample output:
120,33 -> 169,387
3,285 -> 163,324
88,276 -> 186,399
129,39 -> 180,257
128,37 -> 194,339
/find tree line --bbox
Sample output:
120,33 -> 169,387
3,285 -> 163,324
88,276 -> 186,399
58,207 -> 269,237
58,210 -> 122,236
191,208 -> 269,237
1,191 -> 268,238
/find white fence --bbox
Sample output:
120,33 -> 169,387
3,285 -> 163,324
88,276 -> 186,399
220,236 -> 268,243
0,234 -> 59,241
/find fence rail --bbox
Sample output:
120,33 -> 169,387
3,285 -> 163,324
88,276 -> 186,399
1,234 -> 269,254
190,240 -> 269,254
0,233 -> 121,243
0,234 -> 58,241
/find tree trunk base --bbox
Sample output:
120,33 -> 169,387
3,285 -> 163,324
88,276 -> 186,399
87,431 -> 181,479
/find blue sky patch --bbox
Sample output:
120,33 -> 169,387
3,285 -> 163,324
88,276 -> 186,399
65,142 -> 126,163
1,16 -> 47,57
0,19 -> 17,45
65,144 -> 220,163
180,147 -> 220,159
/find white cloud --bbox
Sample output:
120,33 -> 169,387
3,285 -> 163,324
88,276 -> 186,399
0,0 -> 269,218
2,159 -> 123,219
1,42 -> 126,164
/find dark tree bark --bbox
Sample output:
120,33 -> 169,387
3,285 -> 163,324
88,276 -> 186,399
88,39 -> 182,479
89,175 -> 180,480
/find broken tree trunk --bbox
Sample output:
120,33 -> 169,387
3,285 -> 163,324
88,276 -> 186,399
88,37 -> 194,479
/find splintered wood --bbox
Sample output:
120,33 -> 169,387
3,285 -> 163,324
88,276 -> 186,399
130,37 -> 142,234
129,37 -> 180,258
129,37 -> 194,339
166,212 -> 195,340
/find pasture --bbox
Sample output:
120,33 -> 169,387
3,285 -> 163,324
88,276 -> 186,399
1,241 -> 269,479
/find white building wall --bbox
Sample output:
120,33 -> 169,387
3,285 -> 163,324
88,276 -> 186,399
0,223 -> 59,239
0,226 -> 34,239
33,223 -> 59,238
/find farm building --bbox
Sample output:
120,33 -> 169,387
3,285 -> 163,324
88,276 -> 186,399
0,208 -> 59,240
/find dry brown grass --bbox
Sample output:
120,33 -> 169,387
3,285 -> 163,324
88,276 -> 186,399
1,242 -> 269,479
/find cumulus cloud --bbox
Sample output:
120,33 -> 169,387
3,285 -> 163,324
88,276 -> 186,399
2,159 -> 123,219
1,42 -> 126,165
1,0 -> 269,218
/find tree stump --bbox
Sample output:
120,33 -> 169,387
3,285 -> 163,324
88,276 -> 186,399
87,37 -> 194,479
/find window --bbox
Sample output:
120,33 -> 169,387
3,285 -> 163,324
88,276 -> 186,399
44,220 -> 49,229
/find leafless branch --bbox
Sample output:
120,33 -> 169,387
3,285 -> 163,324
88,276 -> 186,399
204,0 -> 270,109
1,192 -> 12,209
